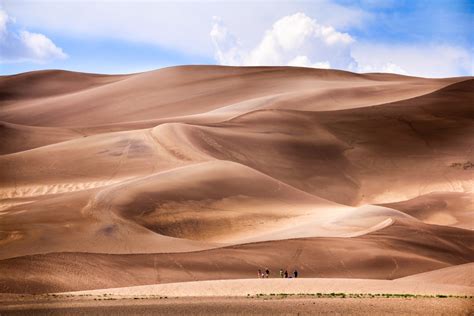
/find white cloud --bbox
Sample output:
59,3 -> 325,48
210,16 -> 244,66
211,13 -> 357,70
353,43 -> 473,77
3,1 -> 369,57
0,9 -> 8,36
0,9 -> 67,63
357,61 -> 408,75
211,12 -> 473,78
288,56 -> 331,69
19,31 -> 67,61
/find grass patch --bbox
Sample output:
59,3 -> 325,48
249,293 -> 473,299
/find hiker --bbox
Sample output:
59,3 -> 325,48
265,268 -> 270,278
258,269 -> 262,278
284,270 -> 288,278
279,269 -> 284,278
293,270 -> 298,278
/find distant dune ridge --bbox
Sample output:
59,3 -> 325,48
0,66 -> 472,294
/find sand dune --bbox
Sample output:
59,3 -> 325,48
0,70 -> 128,103
0,66 -> 462,127
380,192 -> 473,229
0,159 -> 412,259
0,66 -> 472,295
397,262 -> 474,287
0,121 -> 83,155
1,218 -> 472,294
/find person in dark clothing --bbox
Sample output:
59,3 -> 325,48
284,270 -> 288,278
293,270 -> 298,278
265,268 -> 270,278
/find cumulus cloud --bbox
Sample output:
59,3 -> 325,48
4,1 -> 369,57
287,56 -> 331,69
211,13 -> 357,70
0,9 -> 67,63
357,62 -> 408,75
352,43 -> 473,78
210,16 -> 244,66
211,12 -> 473,78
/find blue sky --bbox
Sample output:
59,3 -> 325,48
0,0 -> 472,77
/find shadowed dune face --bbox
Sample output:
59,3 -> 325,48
0,66 -> 472,294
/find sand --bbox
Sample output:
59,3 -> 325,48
0,66 -> 472,314
64,278 -> 474,297
1,296 -> 472,316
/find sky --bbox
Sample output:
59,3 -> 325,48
0,0 -> 472,77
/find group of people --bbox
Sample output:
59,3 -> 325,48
257,268 -> 299,278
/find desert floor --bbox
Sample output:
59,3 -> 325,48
1,296 -> 473,316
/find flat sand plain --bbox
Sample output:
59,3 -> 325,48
0,295 -> 472,316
